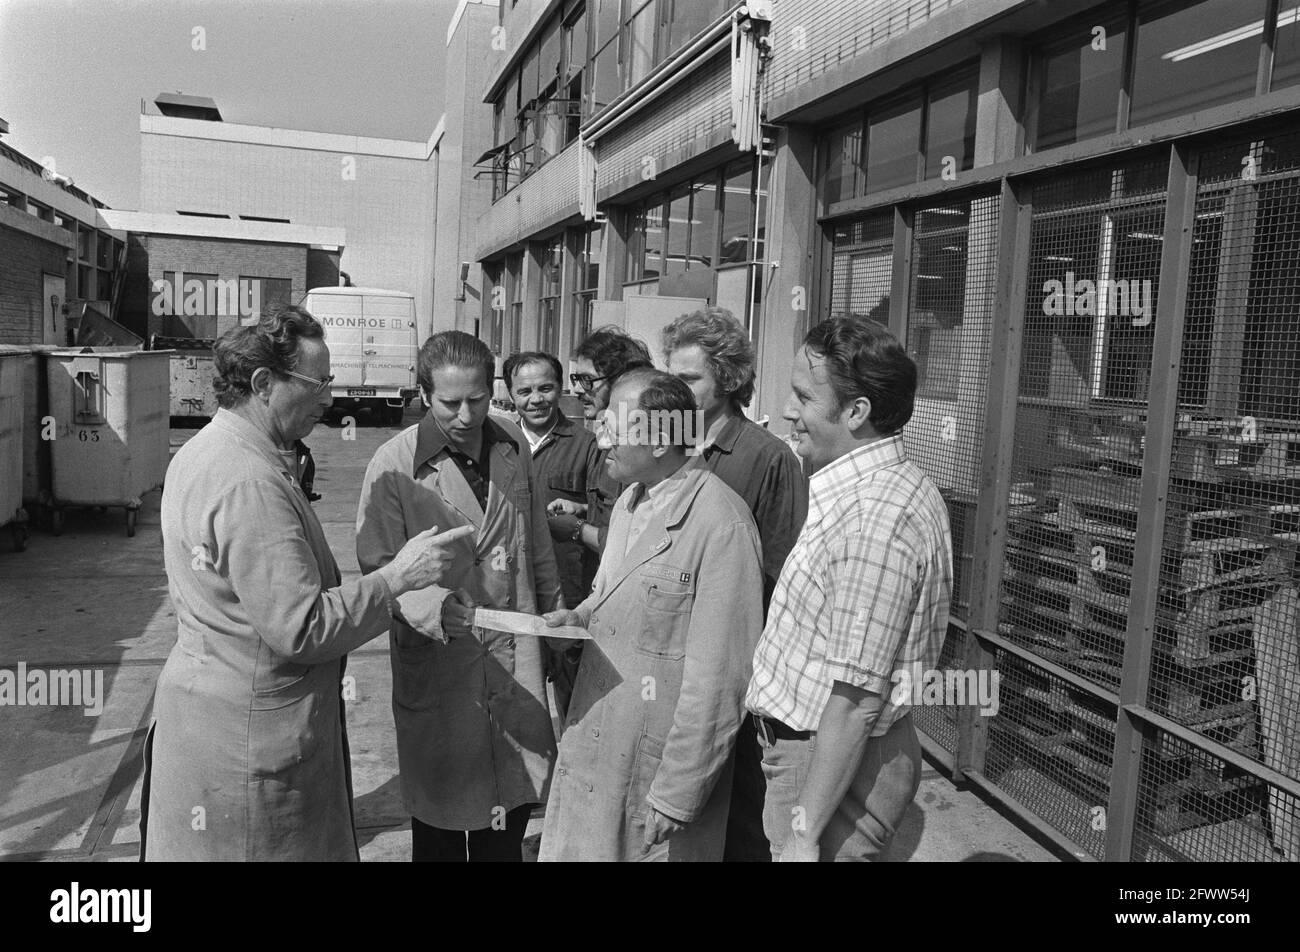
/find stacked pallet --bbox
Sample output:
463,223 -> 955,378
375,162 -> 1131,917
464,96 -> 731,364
999,416 -> 1300,843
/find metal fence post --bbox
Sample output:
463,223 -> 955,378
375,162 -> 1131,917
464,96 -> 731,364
1104,140 -> 1198,861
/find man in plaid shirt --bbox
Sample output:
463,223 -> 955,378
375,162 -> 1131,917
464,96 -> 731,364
745,317 -> 952,861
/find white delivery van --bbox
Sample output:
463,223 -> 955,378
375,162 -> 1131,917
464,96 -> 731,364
302,287 -> 419,424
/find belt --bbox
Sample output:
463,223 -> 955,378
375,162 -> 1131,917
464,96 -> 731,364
752,712 -> 812,744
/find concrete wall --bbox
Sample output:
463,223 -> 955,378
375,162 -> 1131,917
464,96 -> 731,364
0,221 -> 66,345
139,118 -> 435,337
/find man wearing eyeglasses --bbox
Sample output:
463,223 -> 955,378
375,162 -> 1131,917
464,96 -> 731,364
547,327 -> 654,557
356,331 -> 563,862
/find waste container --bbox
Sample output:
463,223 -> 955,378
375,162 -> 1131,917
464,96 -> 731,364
0,344 -> 61,529
0,351 -> 28,551
150,335 -> 218,418
44,347 -> 172,537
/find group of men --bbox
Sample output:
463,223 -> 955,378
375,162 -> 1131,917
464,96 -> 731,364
355,306 -> 952,862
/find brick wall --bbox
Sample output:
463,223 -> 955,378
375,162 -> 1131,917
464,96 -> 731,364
0,224 -> 67,345
123,234 -> 307,339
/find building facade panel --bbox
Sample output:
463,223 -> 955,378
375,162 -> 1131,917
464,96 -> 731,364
140,120 -> 435,336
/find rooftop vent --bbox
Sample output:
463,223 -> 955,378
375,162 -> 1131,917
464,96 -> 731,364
154,93 -> 222,121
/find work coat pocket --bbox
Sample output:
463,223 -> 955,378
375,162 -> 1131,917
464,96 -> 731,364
392,639 -> 441,713
635,565 -> 694,660
247,688 -> 324,778
626,733 -> 666,820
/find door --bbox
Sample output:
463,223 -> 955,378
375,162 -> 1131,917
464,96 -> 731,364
43,273 -> 66,345
361,295 -> 416,390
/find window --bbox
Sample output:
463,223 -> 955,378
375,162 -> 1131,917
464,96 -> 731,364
660,0 -> 726,59
664,184 -> 691,275
630,200 -> 666,280
483,261 -> 506,353
538,237 -> 564,355
865,95 -> 923,194
77,228 -> 91,262
719,161 -> 755,265
1129,0 -> 1265,128
240,276 -> 293,312
1031,0 -> 1283,152
1034,16 -> 1129,150
488,0 -> 590,198
819,67 -> 978,206
823,121 -> 864,207
689,177 -> 719,268
924,71 -> 978,180
1274,0 -> 1300,90
96,232 -> 111,269
828,212 -> 894,326
506,254 -> 524,354
625,0 -> 657,90
1020,158 -> 1167,404
571,223 -> 604,343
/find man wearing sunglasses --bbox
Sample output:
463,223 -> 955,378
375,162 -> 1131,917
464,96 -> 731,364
547,327 -> 653,557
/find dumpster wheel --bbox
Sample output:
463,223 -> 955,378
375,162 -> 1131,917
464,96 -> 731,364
126,508 -> 138,538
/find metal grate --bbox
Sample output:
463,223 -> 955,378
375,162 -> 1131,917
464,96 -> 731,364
982,649 -> 1115,859
1132,727 -> 1297,862
911,622 -> 967,755
903,195 -> 999,621
997,156 -> 1167,694
827,211 -> 893,324
1135,126 -> 1300,861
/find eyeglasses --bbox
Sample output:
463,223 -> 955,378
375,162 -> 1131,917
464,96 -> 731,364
277,368 -> 336,395
569,372 -> 610,393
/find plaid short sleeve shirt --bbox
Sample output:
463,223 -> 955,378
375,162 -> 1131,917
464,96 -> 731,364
745,434 -> 953,736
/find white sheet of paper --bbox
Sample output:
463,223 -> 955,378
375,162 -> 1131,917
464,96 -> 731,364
473,608 -> 591,640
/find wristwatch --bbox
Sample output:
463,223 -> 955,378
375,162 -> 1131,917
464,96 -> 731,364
570,520 -> 587,543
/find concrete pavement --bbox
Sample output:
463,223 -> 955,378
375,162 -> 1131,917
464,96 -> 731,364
0,406 -> 1056,862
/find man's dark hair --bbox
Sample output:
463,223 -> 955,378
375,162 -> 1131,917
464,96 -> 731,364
212,304 -> 324,409
574,325 -> 652,381
417,330 -> 495,393
613,368 -> 697,449
803,317 -> 917,435
502,351 -> 562,391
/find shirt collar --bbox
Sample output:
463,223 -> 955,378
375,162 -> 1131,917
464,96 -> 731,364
702,413 -> 744,456
806,434 -> 907,525
625,465 -> 709,529
413,414 -> 504,476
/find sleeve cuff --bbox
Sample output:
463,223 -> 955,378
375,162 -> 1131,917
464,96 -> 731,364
644,792 -> 693,825
821,657 -> 891,697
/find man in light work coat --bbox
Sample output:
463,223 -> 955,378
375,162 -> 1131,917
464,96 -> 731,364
538,370 -> 765,861
357,331 -> 563,862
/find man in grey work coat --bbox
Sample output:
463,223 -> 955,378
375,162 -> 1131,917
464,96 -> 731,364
357,331 -> 563,862
539,370 -> 764,861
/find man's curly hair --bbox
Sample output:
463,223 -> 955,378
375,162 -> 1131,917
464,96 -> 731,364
212,304 -> 325,409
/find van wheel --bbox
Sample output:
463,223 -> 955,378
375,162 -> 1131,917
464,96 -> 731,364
386,404 -> 404,426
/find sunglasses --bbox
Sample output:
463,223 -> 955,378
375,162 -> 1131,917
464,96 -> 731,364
569,372 -> 611,392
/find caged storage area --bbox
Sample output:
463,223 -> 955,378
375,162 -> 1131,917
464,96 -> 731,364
824,122 -> 1300,861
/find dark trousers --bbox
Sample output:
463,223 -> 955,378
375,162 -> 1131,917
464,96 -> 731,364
723,723 -> 773,861
411,805 -> 533,862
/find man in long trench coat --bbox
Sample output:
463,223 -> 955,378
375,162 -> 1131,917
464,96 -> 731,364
538,370 -> 765,861
357,331 -> 563,862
